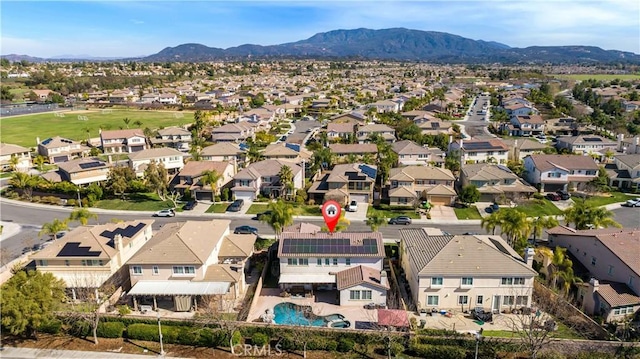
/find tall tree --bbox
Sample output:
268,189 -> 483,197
143,161 -> 169,199
365,210 -> 387,232
260,200 -> 294,239
9,172 -> 36,200
33,155 -> 46,172
39,219 -> 69,240
68,208 -> 98,226
277,165 -> 294,200
563,199 -> 620,230
200,170 -> 222,202
458,185 -> 480,206
1,270 -> 66,338
8,154 -> 19,172
528,216 -> 559,243
481,211 -> 503,235
499,209 -> 531,251
246,143 -> 264,164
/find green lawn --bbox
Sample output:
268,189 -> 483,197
552,74 -> 640,81
2,109 -> 195,147
246,203 -> 269,214
514,199 -> 563,217
454,206 -> 482,220
481,322 -> 582,340
367,205 -> 420,219
95,192 -> 174,211
581,192 -> 634,207
206,203 -> 230,213
245,203 -> 322,216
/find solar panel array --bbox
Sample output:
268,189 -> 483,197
463,141 -> 494,150
78,161 -> 105,170
583,137 -> 603,142
489,238 -> 511,256
41,138 -> 53,145
358,164 -> 377,180
100,222 -> 147,246
285,143 -> 301,152
281,237 -> 378,255
238,143 -> 249,151
57,242 -> 102,257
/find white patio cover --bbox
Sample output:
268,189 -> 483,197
128,281 -> 230,296
279,273 -> 336,284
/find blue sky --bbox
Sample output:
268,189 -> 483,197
1,1 -> 638,58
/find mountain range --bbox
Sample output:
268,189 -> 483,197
4,28 -> 640,64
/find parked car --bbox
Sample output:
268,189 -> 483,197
623,198 -> 640,207
234,225 -> 258,235
546,193 -> 561,201
183,200 -> 197,211
556,190 -> 571,200
153,209 -> 175,217
347,200 -> 358,212
253,210 -> 272,220
388,216 -> 412,225
227,199 -> 245,212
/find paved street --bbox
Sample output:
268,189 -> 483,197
463,94 -> 496,139
0,347 -> 188,359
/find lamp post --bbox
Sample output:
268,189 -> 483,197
77,188 -> 82,207
474,328 -> 483,359
157,310 -> 165,356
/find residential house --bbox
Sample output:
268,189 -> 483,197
556,135 -> 617,155
141,93 -> 159,103
150,127 -> 192,152
392,140 -> 445,166
546,226 -> 640,323
308,163 -> 377,205
329,144 -> 378,162
605,154 -> 640,191
330,112 -> 366,124
622,100 -> 640,113
210,123 -> 257,142
523,154 -> 599,192
369,100 -> 401,113
461,163 -> 536,202
327,122 -> 356,141
231,159 -> 303,201
158,93 -> 178,104
502,139 -> 548,161
127,220 -> 256,311
504,103 -> 537,117
261,143 -> 312,164
37,136 -> 90,163
278,231 -> 388,307
0,143 -> 32,171
399,229 -> 537,312
506,115 -> 545,137
415,117 -> 453,136
617,135 -> 640,154
356,124 -> 396,143
100,129 -> 148,154
56,157 -> 111,185
128,148 -> 184,176
388,166 -> 456,206
200,142 -> 245,165
448,139 -> 509,164
32,220 -> 154,296
171,161 -> 234,201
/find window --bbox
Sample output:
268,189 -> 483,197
350,290 -> 360,300
345,258 -> 352,266
38,260 -> 48,266
458,295 -> 469,305
629,276 -> 635,288
173,266 -> 195,275
503,296 -> 515,306
152,266 -> 159,275
362,290 -> 372,300
461,277 -> 473,286
173,266 -> 184,274
608,265 -> 614,276
591,257 -> 597,266
299,258 -> 309,266
132,266 -> 142,275
333,258 -> 338,266
516,296 -> 528,306
427,295 -> 439,306
614,308 -> 621,315
325,258 -> 330,266
317,258 -> 322,266
65,260 -> 70,266
476,295 -> 484,305
501,277 -> 513,285
514,277 -> 525,285
431,277 -> 443,286
287,258 -> 298,266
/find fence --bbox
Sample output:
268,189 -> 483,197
243,257 -> 270,322
1,103 -> 59,117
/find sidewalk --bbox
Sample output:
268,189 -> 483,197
0,347 -> 189,358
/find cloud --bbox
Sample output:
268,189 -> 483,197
130,19 -> 144,25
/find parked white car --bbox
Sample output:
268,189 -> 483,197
347,200 -> 358,212
623,198 -> 640,207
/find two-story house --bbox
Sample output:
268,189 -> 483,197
448,139 -> 509,164
158,93 -> 178,104
37,136 -> 90,164
388,166 -> 456,206
507,115 -> 545,137
400,229 -> 537,313
556,135 -> 617,155
605,154 -> 640,191
128,148 -> 184,176
369,100 -> 401,113
200,142 -> 245,165
308,163 -> 377,206
461,163 -> 536,202
171,161 -> 234,201
327,122 -> 356,141
32,220 -> 154,298
329,144 -> 378,163
261,143 -> 312,164
523,154 -> 599,192
415,117 -> 453,136
617,135 -> 640,155
150,127 -> 192,152
392,140 -> 445,167
55,157 -> 111,185
231,159 -> 303,201
503,139 -> 548,161
547,226 -> 640,323
0,143 -> 32,171
100,129 -> 148,154
127,220 -> 256,312
356,124 -> 396,144
210,123 -> 257,142
504,103 -> 537,117
278,230 -> 388,307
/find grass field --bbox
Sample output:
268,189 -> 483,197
580,192 -> 635,207
514,199 -> 563,217
205,203 -> 229,213
95,192 -> 175,212
552,74 -> 640,81
454,206 -> 482,220
1,109 -> 195,147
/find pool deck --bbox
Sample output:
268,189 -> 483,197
248,288 -> 378,327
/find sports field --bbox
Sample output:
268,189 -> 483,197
1,109 -> 194,147
552,73 -> 640,81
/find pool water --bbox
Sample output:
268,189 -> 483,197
273,302 -> 347,327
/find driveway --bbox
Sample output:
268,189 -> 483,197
428,205 -> 457,221
345,202 -> 369,222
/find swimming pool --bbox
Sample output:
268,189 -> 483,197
273,302 -> 350,328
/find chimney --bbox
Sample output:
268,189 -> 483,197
449,134 -> 453,144
459,138 -> 464,149
617,133 -> 624,145
113,234 -> 123,252
589,278 -> 599,294
36,137 -> 40,145
380,270 -> 388,287
524,247 -> 535,267
635,137 -> 640,146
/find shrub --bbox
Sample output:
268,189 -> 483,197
410,343 -> 467,359
533,192 -> 544,200
232,330 -> 243,346
32,196 -> 41,203
337,337 -> 355,352
66,198 -> 77,207
324,339 -> 338,352
389,341 -> 405,357
97,322 -> 125,338
118,305 -> 131,316
127,323 -> 159,341
251,332 -> 269,346
67,319 -> 91,337
38,319 -> 62,334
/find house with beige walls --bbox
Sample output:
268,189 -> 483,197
126,220 -> 256,312
0,143 -> 32,171
171,161 -> 234,201
100,129 -> 148,153
388,165 -> 456,206
37,136 -> 90,163
128,147 -> 185,176
399,229 -> 536,313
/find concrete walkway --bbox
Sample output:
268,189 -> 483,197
0,347 -> 190,358
0,221 -> 21,242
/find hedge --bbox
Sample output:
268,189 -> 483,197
126,323 -> 228,347
38,319 -> 62,334
337,338 -> 355,352
251,332 -> 269,346
97,322 -> 125,338
410,343 -> 467,359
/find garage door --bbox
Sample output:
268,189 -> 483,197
349,194 -> 369,203
53,156 -> 68,163
234,191 -> 255,202
429,196 -> 452,206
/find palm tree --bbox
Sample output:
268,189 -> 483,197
557,267 -> 583,297
246,144 -> 263,164
481,211 -> 503,235
528,216 -> 559,243
498,208 -> 531,250
33,155 -> 46,172
261,200 -> 294,239
9,172 -> 36,199
8,155 -> 19,172
200,170 -> 221,202
277,165 -> 294,200
68,208 -> 98,226
133,120 -> 143,128
563,198 -> 621,230
547,246 -> 574,291
39,219 -> 69,240
365,210 -> 387,232
123,117 -> 131,128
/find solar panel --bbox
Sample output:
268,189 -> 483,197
78,161 -> 104,170
489,238 -> 511,256
583,137 -> 603,142
358,164 -> 377,180
239,143 -> 249,151
42,138 -> 53,145
101,222 -> 147,247
285,143 -> 300,152
57,242 -> 102,257
282,237 -> 379,255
